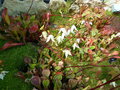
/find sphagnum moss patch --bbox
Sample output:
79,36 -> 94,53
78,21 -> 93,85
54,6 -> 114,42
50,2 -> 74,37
0,40 -> 38,90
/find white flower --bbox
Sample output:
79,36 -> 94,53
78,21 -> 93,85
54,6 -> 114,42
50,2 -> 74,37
89,22 -> 93,25
103,7 -> 111,11
72,43 -> 80,50
81,20 -> 85,24
58,61 -> 64,67
76,38 -> 80,43
110,82 -> 117,87
61,33 -> 65,40
59,28 -> 67,34
42,31 -> 48,39
46,35 -> 55,43
66,29 -> 71,36
115,33 -> 120,37
63,49 -> 72,58
0,71 -> 9,80
56,36 -> 63,43
61,31 -> 69,39
33,87 -> 38,90
71,25 -> 78,33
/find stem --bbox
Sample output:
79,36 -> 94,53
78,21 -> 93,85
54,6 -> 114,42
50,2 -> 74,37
50,14 -> 72,18
90,73 -> 120,90
89,64 -> 120,67
65,64 -> 120,68
27,0 -> 34,14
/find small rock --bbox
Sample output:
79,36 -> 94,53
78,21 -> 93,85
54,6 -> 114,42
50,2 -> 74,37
43,0 -> 50,4
112,4 -> 120,13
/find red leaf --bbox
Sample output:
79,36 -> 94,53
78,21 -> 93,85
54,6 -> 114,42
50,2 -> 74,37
2,8 -> 10,25
88,49 -> 93,54
0,42 -> 24,50
29,24 -> 39,33
42,12 -> 51,22
16,72 -> 26,80
109,43 -> 118,50
56,72 -> 63,75
108,51 -> 119,56
0,60 -> 3,65
88,53 -> 93,61
100,48 -> 109,54
100,25 -> 116,35
112,56 -> 120,59
85,22 -> 92,30
31,76 -> 41,88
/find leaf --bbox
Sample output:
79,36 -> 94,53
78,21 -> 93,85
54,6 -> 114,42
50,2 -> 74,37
89,46 -> 95,50
2,8 -> 10,25
30,15 -> 36,22
29,64 -> 36,69
31,76 -> 41,89
100,48 -> 109,54
40,25 -> 44,30
42,79 -> 50,88
24,57 -> 32,64
29,24 -> 39,33
82,10 -> 91,17
88,53 -> 93,61
42,69 -> 50,77
54,80 -> 62,90
16,72 -> 26,80
0,42 -> 24,50
112,56 -> 120,59
85,22 -> 92,30
68,79 -> 78,88
42,12 -> 51,22
0,60 -> 3,65
55,66 -> 61,71
108,51 -> 119,56
66,73 -> 75,79
54,74 -> 62,81
83,85 -> 91,90
0,34 -> 6,40
84,48 -> 89,53
109,43 -> 118,50
100,25 -> 115,35
91,29 -> 98,36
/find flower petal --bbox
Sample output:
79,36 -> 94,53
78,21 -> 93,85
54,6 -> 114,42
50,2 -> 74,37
46,35 -> 55,43
63,49 -> 72,58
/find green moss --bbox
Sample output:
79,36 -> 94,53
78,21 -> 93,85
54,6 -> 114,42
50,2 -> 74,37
0,40 -> 38,90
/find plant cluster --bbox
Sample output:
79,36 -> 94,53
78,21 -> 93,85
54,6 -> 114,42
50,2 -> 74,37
0,5 -> 120,90
16,6 -> 120,90
0,8 -> 49,43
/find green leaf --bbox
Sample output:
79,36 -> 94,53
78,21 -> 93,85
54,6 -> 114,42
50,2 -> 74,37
30,15 -> 36,22
54,80 -> 62,90
84,48 -> 89,53
91,29 -> 98,36
94,57 -> 101,62
89,46 -> 95,50
0,34 -> 6,40
82,10 -> 91,17
54,74 -> 62,81
2,8 -> 10,25
66,73 -> 75,79
55,66 -> 61,71
68,79 -> 78,88
79,48 -> 84,54
42,79 -> 50,88
29,64 -> 36,69
42,69 -> 50,77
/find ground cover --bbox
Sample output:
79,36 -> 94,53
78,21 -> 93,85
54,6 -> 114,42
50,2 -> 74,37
0,1 -> 120,90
